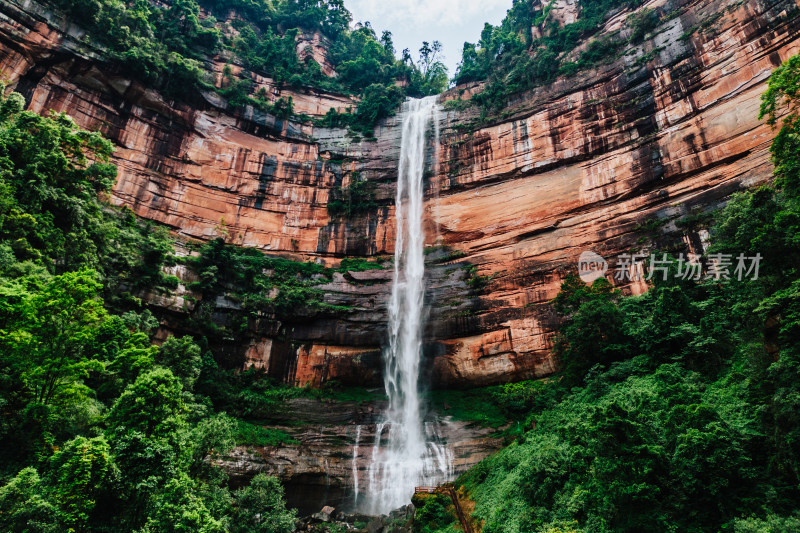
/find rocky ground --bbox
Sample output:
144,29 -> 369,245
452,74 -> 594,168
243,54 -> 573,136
297,504 -> 417,533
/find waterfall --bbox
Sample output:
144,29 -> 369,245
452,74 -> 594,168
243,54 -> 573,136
365,96 -> 450,514
352,425 -> 361,507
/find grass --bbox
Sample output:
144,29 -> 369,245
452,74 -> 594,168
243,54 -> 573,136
337,257 -> 385,272
428,388 -> 511,428
428,380 -> 556,429
311,382 -> 387,405
234,420 -> 299,447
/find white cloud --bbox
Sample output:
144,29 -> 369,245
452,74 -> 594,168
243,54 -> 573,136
347,0 -> 510,29
343,0 -> 512,76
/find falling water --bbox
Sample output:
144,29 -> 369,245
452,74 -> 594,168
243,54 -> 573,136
352,425 -> 361,507
365,96 -> 451,514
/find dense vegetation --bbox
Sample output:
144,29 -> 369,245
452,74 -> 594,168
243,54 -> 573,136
415,55 -> 800,532
0,89 -> 300,531
455,0 -> 664,114
48,0 -> 448,133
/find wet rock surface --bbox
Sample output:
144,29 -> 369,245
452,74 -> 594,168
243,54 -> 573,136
296,504 -> 416,533
212,398 -> 503,516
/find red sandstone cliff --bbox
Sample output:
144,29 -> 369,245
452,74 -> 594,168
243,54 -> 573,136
1,0 -> 798,387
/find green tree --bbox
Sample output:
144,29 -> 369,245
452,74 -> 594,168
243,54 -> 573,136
759,54 -> 800,195
157,335 -> 203,391
408,41 -> 449,96
45,436 -> 117,530
0,90 -> 115,271
230,474 -> 296,533
106,368 -> 190,525
0,269 -> 106,407
142,474 -> 225,533
0,467 -> 60,532
552,275 -> 631,386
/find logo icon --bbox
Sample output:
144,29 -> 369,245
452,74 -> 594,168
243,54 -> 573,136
578,251 -> 608,283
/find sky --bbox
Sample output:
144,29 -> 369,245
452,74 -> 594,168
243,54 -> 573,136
343,0 -> 512,80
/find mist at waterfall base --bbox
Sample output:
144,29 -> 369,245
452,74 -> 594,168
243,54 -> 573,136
354,97 -> 453,515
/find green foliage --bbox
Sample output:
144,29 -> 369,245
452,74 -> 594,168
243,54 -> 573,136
0,437 -> 117,531
0,89 -> 177,301
337,257 -> 384,271
429,380 -> 550,429
463,264 -> 492,291
413,493 -> 459,533
457,0 -> 652,113
0,88 -> 298,530
327,174 -> 378,217
230,473 -> 296,533
142,473 -> 226,533
459,366 -> 760,532
46,0 -> 445,134
732,514 -> 800,532
45,436 -> 116,530
157,335 -> 203,391
50,0 -> 217,99
407,40 -> 449,97
278,0 -> 351,39
627,8 -> 659,42
196,365 -> 307,418
312,382 -> 385,404
0,467 -> 60,531
190,237 -> 349,321
354,83 -> 406,129
107,367 -> 186,440
760,54 -> 800,195
105,368 -> 192,515
442,98 -> 472,112
234,420 -> 298,447
0,91 -> 114,270
0,269 -> 106,407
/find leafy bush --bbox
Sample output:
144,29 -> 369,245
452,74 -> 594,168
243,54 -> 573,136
327,175 -> 379,217
627,8 -> 659,42
234,420 -> 298,447
337,257 -> 384,272
231,474 -> 296,533
189,238 -> 350,321
413,493 -> 459,533
457,0 -> 649,113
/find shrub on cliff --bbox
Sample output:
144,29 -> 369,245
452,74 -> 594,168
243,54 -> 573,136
46,0 -> 446,133
0,88 -> 177,301
456,0 -> 654,113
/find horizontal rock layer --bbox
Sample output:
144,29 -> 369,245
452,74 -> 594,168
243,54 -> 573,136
212,398 -> 503,515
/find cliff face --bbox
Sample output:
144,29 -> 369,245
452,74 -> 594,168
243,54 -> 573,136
1,0 -> 799,387
211,398 -> 503,515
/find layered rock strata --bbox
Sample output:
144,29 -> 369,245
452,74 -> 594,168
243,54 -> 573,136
1,0 -> 798,387
212,398 -> 504,515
